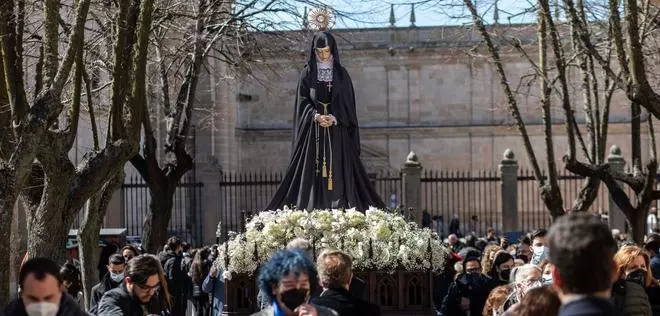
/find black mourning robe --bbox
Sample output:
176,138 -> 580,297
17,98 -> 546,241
264,32 -> 385,212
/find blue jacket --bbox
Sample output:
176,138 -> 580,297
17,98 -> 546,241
202,272 -> 225,316
651,255 -> 660,280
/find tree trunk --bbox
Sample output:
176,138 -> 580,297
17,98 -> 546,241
10,200 -> 27,296
632,102 -> 642,164
0,186 -> 17,307
77,172 -> 123,310
26,174 -> 75,261
628,207 -> 648,244
142,184 -> 175,253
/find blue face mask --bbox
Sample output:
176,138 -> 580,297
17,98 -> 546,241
542,274 -> 553,285
532,246 -> 549,265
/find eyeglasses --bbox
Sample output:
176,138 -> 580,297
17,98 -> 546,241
136,283 -> 160,293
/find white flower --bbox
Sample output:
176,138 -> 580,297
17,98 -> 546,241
223,271 -> 232,280
215,207 -> 448,275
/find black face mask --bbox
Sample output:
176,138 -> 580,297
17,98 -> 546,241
626,269 -> 647,287
279,288 -> 309,311
500,268 -> 511,281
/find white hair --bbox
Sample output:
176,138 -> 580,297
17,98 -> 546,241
511,264 -> 542,284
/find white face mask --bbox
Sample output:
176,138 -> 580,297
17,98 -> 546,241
110,272 -> 124,282
542,274 -> 553,285
532,246 -> 549,265
25,302 -> 59,316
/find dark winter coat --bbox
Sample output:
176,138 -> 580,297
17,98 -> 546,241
439,273 -> 493,316
96,283 -> 169,316
89,273 -> 122,315
4,293 -> 88,316
163,251 -> 187,316
311,288 -> 380,316
611,279 -> 651,316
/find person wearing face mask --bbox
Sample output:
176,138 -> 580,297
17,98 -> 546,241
252,249 -> 338,316
440,256 -> 493,316
541,263 -> 554,285
487,251 -> 514,287
96,254 -> 172,316
530,229 -> 549,266
4,257 -> 87,316
612,245 -> 653,316
89,254 -> 126,314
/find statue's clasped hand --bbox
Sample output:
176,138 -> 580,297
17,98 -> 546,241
315,114 -> 337,128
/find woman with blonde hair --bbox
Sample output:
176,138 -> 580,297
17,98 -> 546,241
481,244 -> 502,276
482,284 -> 513,316
611,245 -> 652,316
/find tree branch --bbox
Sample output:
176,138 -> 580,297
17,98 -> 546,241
541,0 -> 576,161
108,0 -> 133,141
156,36 -> 172,116
464,0 -> 544,183
126,0 -> 156,141
609,0 -> 630,81
44,0 -> 61,86
68,140 -> 135,211
82,69 -> 99,151
538,0 -> 561,195
52,0 -> 91,95
0,0 -> 29,129
64,43 -> 84,150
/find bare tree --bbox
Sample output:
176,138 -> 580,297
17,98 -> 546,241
457,0 -> 660,242
131,0 -> 329,252
0,0 -> 155,304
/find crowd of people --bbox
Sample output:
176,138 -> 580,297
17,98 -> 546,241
6,213 -> 660,316
2,237 -> 225,316
436,213 -> 660,316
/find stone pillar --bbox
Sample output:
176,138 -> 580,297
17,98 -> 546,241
607,145 -> 627,232
499,149 -> 519,233
402,151 -> 422,223
197,162 -> 223,245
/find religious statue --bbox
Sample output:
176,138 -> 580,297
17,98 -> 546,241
265,8 -> 385,212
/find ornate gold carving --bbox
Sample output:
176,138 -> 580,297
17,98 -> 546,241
308,7 -> 335,31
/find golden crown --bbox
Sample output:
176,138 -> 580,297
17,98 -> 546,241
308,7 -> 335,31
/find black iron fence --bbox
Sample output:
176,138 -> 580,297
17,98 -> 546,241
120,174 -> 204,246
217,171 -> 403,237
421,170 -> 500,237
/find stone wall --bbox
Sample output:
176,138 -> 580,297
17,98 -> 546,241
220,25 -> 643,172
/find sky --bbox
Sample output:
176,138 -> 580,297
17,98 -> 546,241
259,0 -> 538,31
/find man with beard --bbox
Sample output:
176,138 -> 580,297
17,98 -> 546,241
96,255 -> 171,315
89,254 -> 125,314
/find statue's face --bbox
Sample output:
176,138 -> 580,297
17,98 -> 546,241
316,46 -> 331,63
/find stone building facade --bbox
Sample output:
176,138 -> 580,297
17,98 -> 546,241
102,23 -> 653,245
193,23 -> 651,176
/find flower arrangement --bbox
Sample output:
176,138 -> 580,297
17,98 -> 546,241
214,206 -> 449,277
